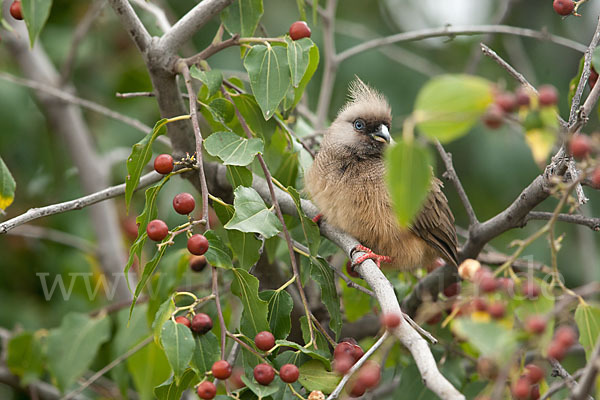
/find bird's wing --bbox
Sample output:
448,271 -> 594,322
409,177 -> 459,267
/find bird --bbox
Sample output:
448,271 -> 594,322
305,78 -> 458,271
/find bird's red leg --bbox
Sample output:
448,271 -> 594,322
312,213 -> 323,224
351,244 -> 392,268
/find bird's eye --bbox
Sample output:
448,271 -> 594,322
353,119 -> 366,131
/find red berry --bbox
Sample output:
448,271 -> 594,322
175,316 -> 191,328
547,340 -> 567,360
154,154 -> 174,174
346,260 -> 360,278
472,297 -> 488,312
230,367 -> 245,389
381,313 -> 402,329
173,192 -> 196,215
426,312 -> 443,324
443,282 -> 461,297
349,379 -> 366,397
498,277 -> 515,294
196,381 -> 216,399
538,85 -> 559,106
482,105 -> 504,129
122,216 -> 139,240
530,384 -> 541,400
555,326 -> 577,348
333,354 -> 354,375
188,234 -> 210,255
253,363 -> 275,385
279,364 -> 300,383
591,167 -> 600,189
147,219 -> 169,241
569,134 -> 592,160
526,316 -> 547,335
190,255 -> 208,272
522,281 -> 541,299
211,360 -> 232,380
516,87 -> 531,107
334,342 -> 355,360
479,276 -> 499,293
358,362 -> 381,388
289,21 -> 311,40
495,92 -> 517,113
9,1 -> 23,20
254,331 -> 275,351
191,313 -> 213,334
488,302 -> 505,319
351,345 -> 364,362
512,377 -> 531,400
590,68 -> 599,89
553,0 -> 575,16
525,363 -> 544,384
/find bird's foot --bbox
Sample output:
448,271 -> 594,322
351,244 -> 392,269
312,213 -> 323,225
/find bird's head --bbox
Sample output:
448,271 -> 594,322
326,78 -> 392,158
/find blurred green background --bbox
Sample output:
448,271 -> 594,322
0,0 -> 598,346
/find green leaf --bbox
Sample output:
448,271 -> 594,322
221,0 -> 263,37
259,290 -> 293,339
111,305 -> 150,396
204,230 -> 234,269
285,37 -> 313,87
125,118 -> 168,212
208,98 -> 235,125
291,42 -> 319,109
190,66 -> 223,98
275,339 -> 331,368
244,44 -> 291,120
152,299 -> 176,345
575,303 -> 600,361
452,319 -> 518,362
241,374 -> 280,398
300,316 -> 331,361
385,140 -> 433,227
21,0 -> 52,46
224,186 -> 283,238
47,313 -> 111,391
0,157 -> 16,211
228,230 -> 262,270
160,320 -> 195,384
6,331 -> 44,386
414,74 -> 494,142
310,257 -> 342,339
190,332 -> 220,375
288,186 -> 320,256
298,360 -> 340,394
342,281 -> 371,323
127,341 -> 171,400
130,243 -> 169,318
231,94 -> 278,140
154,369 -> 199,400
226,165 -> 253,188
231,268 -> 269,338
147,251 -> 189,328
204,131 -> 264,166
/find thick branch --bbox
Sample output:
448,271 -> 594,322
0,172 -> 162,234
106,0 -> 151,53
158,0 -> 235,55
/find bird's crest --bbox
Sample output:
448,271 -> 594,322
338,77 -> 391,121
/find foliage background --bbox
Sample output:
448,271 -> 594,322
0,0 -> 600,398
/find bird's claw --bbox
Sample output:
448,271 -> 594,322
351,244 -> 392,269
312,213 -> 323,225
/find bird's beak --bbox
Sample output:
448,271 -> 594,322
371,124 -> 391,143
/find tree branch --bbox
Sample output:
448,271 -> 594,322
525,211 -> 600,231
0,171 -> 162,234
570,337 -> 600,400
106,0 -> 151,53
315,0 -> 338,129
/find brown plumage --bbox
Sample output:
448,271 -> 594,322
305,79 -> 458,270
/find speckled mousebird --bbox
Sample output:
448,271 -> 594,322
305,78 -> 458,270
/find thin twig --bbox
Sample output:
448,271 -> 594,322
62,335 -> 153,400
525,211 -> 600,231
130,0 -> 171,32
337,25 -> 587,63
60,0 -> 107,85
221,87 -> 316,345
212,267 -> 227,360
402,313 -> 437,344
0,171 -> 162,234
480,42 -> 538,94
435,140 -> 478,227
0,72 -> 156,138
569,337 -> 600,400
177,62 -> 211,228
315,0 -> 338,129
327,331 -> 390,400
541,369 -> 585,400
183,34 -> 240,67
